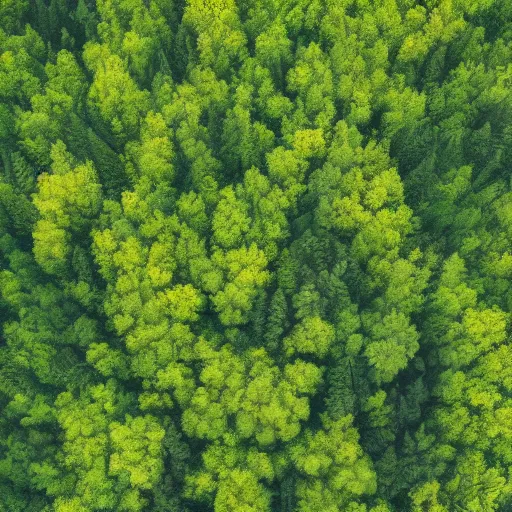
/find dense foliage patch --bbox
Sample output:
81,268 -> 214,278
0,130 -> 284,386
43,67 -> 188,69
2,1 -> 512,510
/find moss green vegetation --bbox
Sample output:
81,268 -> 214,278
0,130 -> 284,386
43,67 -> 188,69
2,0 -> 512,510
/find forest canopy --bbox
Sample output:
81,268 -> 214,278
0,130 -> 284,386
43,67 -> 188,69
2,0 -> 512,510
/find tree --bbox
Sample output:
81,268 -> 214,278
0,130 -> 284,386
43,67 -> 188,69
32,142 -> 102,275
4,2 -> 512,510
83,43 -> 150,147
182,0 -> 248,79
290,414 -> 377,512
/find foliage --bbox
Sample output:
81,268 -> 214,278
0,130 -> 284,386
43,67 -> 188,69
2,0 -> 512,510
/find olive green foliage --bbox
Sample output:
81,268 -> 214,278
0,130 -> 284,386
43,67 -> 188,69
1,0 -> 512,511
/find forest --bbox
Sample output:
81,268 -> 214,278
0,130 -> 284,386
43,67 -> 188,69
1,0 -> 512,510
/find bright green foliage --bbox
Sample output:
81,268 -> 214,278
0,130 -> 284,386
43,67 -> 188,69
212,186 -> 251,249
364,310 -> 420,384
109,414 -> 165,502
185,441 -> 274,511
290,414 -> 377,511
33,142 -> 102,274
125,111 -> 174,185
284,316 -> 335,358
182,0 -> 247,78
211,244 -> 270,326
83,43 -> 150,146
3,1 -> 512,511
95,0 -> 172,85
214,468 -> 271,512
179,345 -> 321,447
18,50 -> 87,167
51,381 -> 131,510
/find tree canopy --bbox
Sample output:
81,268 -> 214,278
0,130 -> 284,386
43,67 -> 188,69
2,0 -> 512,511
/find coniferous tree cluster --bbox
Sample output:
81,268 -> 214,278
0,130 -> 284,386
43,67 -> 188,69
2,0 -> 512,510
